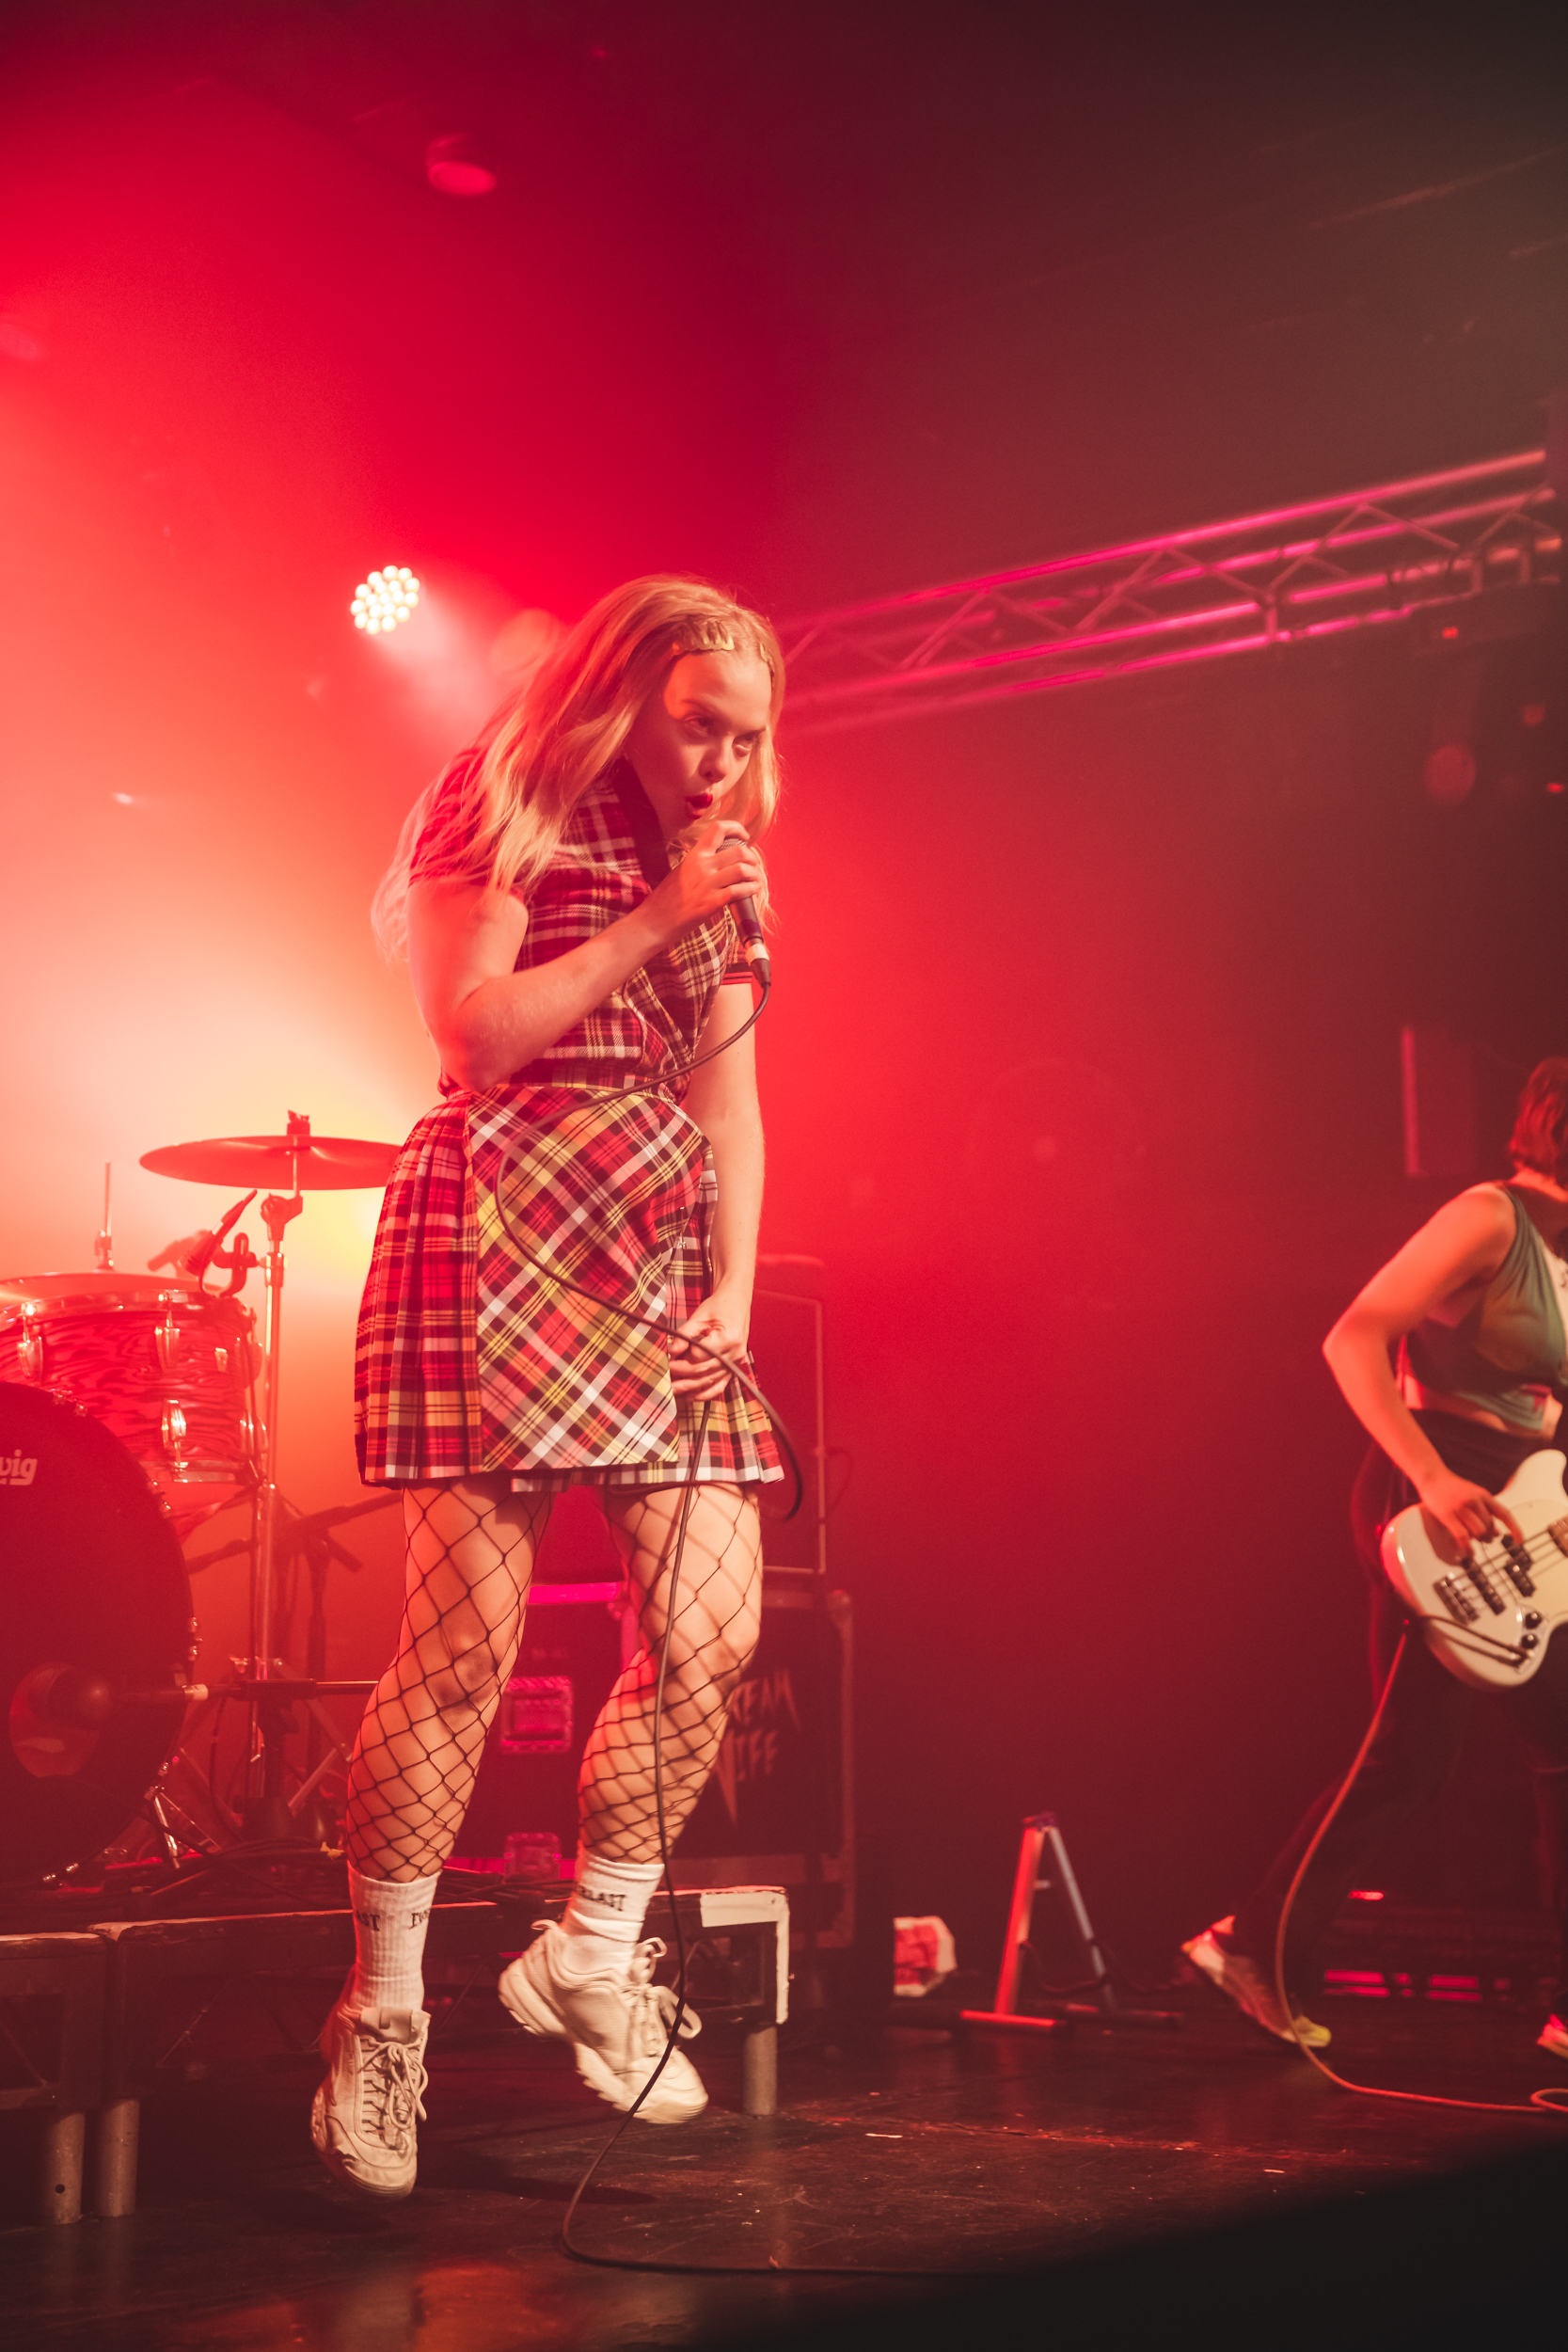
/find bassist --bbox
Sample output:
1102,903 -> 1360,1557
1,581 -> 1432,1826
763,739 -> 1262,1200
1184,1057 -> 1568,2062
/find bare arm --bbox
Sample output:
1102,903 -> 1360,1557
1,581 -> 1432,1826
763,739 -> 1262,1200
1322,1186 -> 1521,1549
668,986 -> 765,1399
405,822 -> 765,1091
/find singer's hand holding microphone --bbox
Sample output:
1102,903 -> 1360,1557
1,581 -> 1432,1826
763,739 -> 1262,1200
654,820 -> 770,983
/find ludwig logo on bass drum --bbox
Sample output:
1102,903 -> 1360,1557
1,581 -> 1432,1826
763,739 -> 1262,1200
1,1452 -> 40,1486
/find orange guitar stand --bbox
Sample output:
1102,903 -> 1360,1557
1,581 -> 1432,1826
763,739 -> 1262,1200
962,1812 -> 1181,2035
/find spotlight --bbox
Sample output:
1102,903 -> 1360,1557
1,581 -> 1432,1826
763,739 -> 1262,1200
351,566 -> 421,635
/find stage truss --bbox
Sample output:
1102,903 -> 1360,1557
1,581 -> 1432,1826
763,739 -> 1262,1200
780,451 -> 1560,735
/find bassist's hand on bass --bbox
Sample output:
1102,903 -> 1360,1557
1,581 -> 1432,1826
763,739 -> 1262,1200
1417,1469 -> 1523,1559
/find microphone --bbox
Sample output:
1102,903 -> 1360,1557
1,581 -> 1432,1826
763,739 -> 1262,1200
703,819 -> 770,987
731,890 -> 771,987
184,1188 -> 258,1280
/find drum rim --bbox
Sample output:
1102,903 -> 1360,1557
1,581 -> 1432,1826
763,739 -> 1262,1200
0,1273 -> 253,1318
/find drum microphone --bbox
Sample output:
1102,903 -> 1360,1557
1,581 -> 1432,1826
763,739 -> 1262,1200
184,1188 -> 258,1279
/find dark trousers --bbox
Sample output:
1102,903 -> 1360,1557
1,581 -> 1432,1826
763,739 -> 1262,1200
1228,1414 -> 1568,2008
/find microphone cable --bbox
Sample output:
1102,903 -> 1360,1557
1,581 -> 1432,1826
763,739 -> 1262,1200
486,977 -> 964,2278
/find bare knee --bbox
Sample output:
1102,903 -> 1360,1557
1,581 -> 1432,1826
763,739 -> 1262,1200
423,1639 -> 508,1719
665,1604 -> 761,1700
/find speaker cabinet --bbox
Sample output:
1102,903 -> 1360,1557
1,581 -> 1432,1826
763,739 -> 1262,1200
671,1568 -> 855,1949
454,1566 -> 855,1948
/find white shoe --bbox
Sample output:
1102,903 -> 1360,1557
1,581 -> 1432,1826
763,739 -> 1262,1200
310,2001 -> 429,2200
1538,2014 -> 1568,2060
1181,1917 -> 1332,2050
499,1922 -> 707,2123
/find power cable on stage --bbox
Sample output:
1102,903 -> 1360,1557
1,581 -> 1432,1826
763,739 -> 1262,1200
1272,1631 -> 1568,2118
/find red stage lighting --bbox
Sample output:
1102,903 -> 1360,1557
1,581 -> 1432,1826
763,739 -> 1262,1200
351,566 -> 421,636
425,135 -> 498,198
0,318 -> 44,362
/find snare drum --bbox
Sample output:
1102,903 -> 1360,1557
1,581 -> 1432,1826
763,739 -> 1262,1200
0,1271 -> 259,1533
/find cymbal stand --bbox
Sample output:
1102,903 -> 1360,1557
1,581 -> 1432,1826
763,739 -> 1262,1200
135,1106 -> 402,1859
240,1115 -> 308,1837
251,1177 -> 303,1682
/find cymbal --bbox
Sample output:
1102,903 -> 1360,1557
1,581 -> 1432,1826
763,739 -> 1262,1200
141,1135 -> 400,1190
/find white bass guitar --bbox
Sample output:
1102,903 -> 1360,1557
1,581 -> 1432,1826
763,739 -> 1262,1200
1381,1447 -> 1568,1691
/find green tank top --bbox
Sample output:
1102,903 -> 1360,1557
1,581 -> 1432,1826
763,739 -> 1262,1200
1404,1184 -> 1568,1432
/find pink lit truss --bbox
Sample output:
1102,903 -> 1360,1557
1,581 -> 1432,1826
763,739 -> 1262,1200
780,451 -> 1560,735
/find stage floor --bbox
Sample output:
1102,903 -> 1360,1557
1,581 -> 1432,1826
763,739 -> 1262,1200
3,1986 -> 1566,2349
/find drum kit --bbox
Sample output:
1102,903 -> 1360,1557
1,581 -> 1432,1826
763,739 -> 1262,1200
0,1114 -> 400,1884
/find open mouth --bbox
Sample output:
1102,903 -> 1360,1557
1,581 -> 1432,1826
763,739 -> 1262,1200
685,791 -> 715,813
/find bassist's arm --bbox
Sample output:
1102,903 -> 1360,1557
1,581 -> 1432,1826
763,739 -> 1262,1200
1323,1188 -> 1521,1551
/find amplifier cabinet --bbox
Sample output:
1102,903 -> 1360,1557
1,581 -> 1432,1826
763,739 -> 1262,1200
671,1570 -> 854,1949
450,1582 -> 622,1870
454,1568 -> 854,1949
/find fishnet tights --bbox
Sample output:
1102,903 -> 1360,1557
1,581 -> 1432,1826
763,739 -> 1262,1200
583,1481 -> 762,1863
341,1476 -> 762,1883
341,1481 -> 546,1883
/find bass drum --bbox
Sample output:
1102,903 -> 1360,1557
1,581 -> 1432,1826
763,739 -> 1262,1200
0,1385 -> 193,1883
0,1270 -> 258,1536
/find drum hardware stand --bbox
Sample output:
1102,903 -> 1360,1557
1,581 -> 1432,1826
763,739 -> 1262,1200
252,1120 -> 310,1685
143,1127 -> 363,1846
293,1493 -> 400,1774
224,1672 -> 375,1845
229,1494 -> 394,1841
963,1812 -> 1182,2035
238,1492 -> 392,1836
135,1109 -> 402,1854
182,1495 -> 390,1845
94,1162 -> 113,1273
234,1112 -> 311,1839
139,1765 -> 222,1867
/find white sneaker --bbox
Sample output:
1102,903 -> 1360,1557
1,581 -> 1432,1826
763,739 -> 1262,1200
1181,1918 -> 1332,2050
310,2001 -> 429,2200
499,1922 -> 707,2123
1538,2014 -> 1568,2060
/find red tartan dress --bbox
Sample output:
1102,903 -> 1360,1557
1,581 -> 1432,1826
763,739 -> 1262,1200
355,760 -> 782,1493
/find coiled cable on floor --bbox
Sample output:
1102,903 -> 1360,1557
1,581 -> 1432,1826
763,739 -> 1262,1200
1272,1629 -> 1568,2117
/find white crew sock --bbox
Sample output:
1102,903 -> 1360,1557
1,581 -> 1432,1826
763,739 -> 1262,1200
558,1848 -> 663,1978
345,1867 -> 443,2015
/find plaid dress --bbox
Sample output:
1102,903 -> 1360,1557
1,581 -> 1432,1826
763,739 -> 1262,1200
355,760 -> 781,1492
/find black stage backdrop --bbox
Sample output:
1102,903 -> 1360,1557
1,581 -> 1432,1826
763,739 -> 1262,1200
762,623 -> 1568,1977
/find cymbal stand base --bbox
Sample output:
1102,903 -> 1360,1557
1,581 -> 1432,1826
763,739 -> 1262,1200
240,1685 -> 308,1847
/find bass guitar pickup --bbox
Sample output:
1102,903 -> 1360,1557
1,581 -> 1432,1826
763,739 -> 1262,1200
1434,1574 -> 1481,1625
1458,1558 -> 1506,1614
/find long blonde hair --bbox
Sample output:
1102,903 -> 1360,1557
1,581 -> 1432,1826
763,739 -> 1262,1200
372,575 -> 784,960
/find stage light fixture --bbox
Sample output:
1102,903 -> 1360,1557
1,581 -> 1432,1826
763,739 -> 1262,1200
351,566 -> 421,635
